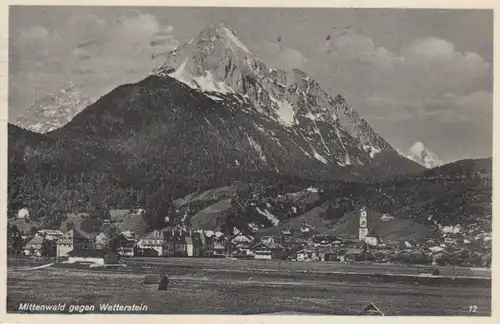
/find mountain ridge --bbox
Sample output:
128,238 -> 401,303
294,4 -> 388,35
152,24 -> 396,167
12,82 -> 91,134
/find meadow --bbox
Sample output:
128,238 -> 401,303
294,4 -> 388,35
7,257 -> 491,316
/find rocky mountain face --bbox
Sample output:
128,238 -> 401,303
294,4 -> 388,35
405,142 -> 443,169
12,82 -> 90,134
152,24 -> 396,168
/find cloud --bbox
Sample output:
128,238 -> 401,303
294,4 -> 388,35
252,41 -> 307,70
302,32 -> 492,161
72,48 -> 93,61
311,33 -> 491,101
19,25 -> 51,43
10,11 -> 179,111
421,90 -> 493,122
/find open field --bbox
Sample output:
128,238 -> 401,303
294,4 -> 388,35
122,257 -> 492,278
7,258 -> 491,316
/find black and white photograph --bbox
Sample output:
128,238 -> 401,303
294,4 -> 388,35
3,3 -> 494,318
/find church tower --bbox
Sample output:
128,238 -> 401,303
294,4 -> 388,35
359,206 -> 368,240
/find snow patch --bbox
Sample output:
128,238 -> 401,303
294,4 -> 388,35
220,26 -> 251,53
298,146 -> 312,158
363,144 -> 381,158
380,214 -> 394,221
344,153 -> 352,165
193,71 -> 234,94
270,96 -> 295,126
166,58 -> 235,95
247,136 -> 267,163
312,148 -> 328,164
440,224 -> 462,234
206,94 -> 223,101
306,187 -> 319,193
256,207 -> 280,226
248,223 -> 259,232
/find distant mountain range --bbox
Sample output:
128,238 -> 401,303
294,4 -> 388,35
12,82 -> 90,134
405,142 -> 443,169
7,24 -> 491,241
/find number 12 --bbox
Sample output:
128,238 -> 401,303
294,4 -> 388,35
469,305 -> 478,313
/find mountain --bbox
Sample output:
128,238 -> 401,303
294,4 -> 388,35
405,141 -> 442,169
152,24 -> 396,169
8,24 -> 424,229
171,157 -> 491,242
13,82 -> 90,133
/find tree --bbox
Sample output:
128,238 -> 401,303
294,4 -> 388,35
8,224 -> 24,256
41,239 -> 57,257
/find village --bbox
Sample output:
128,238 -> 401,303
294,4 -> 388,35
7,205 -> 492,268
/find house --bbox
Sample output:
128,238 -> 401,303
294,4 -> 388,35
73,227 -> 100,251
56,226 -> 101,259
231,234 -> 253,245
56,230 -> 74,259
230,234 -> 254,255
197,230 -> 214,257
356,250 -> 376,262
67,249 -> 119,265
282,237 -> 306,249
364,229 -> 382,247
113,231 -> 137,257
281,229 -> 293,238
317,247 -> 338,261
311,235 -> 330,246
295,248 -> 317,261
164,228 -> 188,257
186,231 -> 204,257
250,241 -> 284,260
36,229 -> 64,240
95,224 -> 120,250
260,236 -> 276,244
310,235 -> 343,246
136,229 -> 164,257
300,223 -> 315,235
23,236 -> 44,256
432,251 -> 452,266
213,242 -> 226,256
341,248 -> 363,262
18,208 -> 30,219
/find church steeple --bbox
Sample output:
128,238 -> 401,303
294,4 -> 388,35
359,206 -> 368,240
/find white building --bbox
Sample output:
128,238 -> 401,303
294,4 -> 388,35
359,206 -> 368,240
18,208 -> 29,219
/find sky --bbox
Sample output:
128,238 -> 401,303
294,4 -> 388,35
9,7 -> 493,163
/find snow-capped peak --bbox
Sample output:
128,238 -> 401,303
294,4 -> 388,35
12,82 -> 90,133
152,24 -> 396,167
210,24 -> 251,53
405,141 -> 442,169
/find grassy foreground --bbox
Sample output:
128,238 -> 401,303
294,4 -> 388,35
6,258 -> 491,316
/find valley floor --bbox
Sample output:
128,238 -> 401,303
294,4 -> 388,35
6,257 -> 491,316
